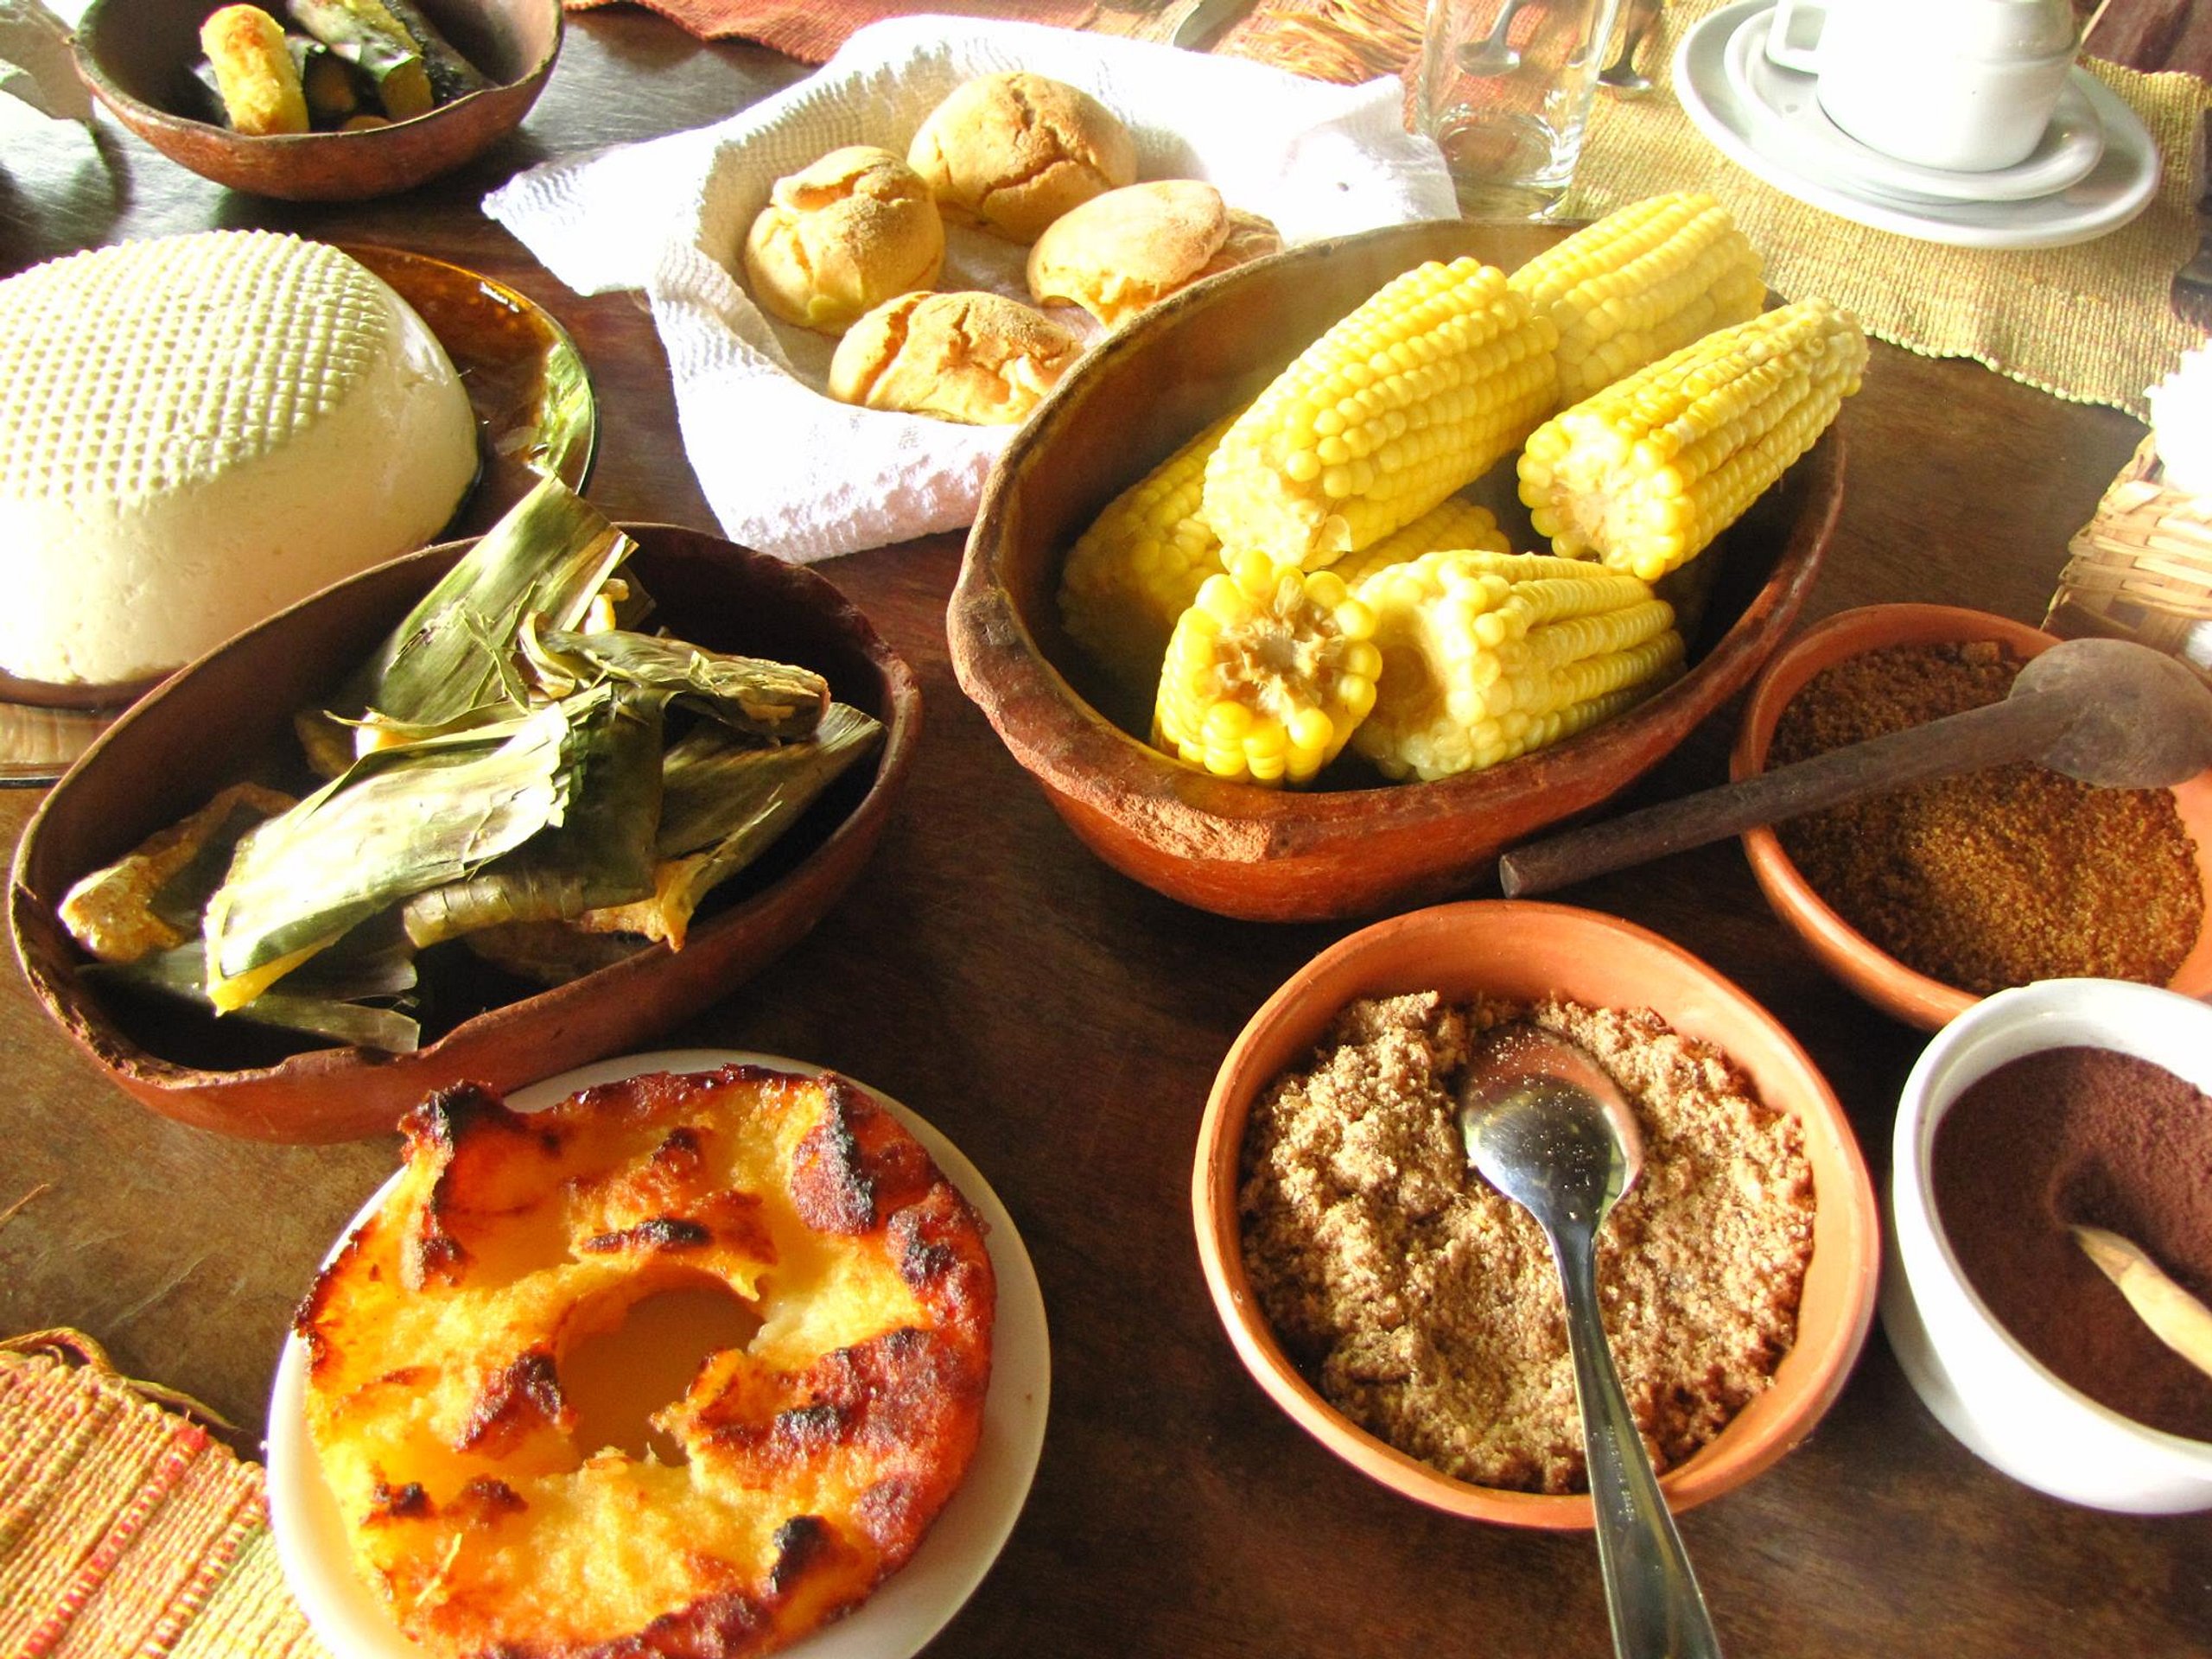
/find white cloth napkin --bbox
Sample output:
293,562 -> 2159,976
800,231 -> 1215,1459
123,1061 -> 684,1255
485,14 -> 1459,562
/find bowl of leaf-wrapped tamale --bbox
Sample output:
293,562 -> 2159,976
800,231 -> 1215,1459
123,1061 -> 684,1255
950,207 -> 1849,923
73,0 -> 560,201
10,481 -> 920,1143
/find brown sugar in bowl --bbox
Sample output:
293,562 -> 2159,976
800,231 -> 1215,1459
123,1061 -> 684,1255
948,219 -> 1843,925
1192,899 -> 1881,1526
1731,604 -> 2212,1032
10,525 -> 919,1145
72,0 -> 561,202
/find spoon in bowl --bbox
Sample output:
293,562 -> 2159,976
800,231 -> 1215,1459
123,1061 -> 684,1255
1498,636 -> 2212,898
1459,1022 -> 1725,1659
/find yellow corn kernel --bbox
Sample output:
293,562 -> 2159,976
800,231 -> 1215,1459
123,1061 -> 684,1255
1351,550 -> 1683,780
1058,416 -> 1236,700
1200,257 -> 1558,570
1510,193 -> 1767,407
1327,495 -> 1513,589
1517,297 -> 1867,582
1153,550 -> 1381,786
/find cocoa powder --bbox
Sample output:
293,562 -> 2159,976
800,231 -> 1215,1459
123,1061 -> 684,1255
1931,1046 -> 2212,1441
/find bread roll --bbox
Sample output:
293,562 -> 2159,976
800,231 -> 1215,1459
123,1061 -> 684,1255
828,291 -> 1081,425
906,73 -> 1136,243
1027,181 -> 1282,328
742,146 -> 946,335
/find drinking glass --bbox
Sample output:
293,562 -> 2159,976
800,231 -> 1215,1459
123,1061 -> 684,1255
1416,0 -> 1626,219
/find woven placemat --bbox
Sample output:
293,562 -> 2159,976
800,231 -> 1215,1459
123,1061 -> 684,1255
0,1332 -> 329,1659
1564,0 -> 2209,419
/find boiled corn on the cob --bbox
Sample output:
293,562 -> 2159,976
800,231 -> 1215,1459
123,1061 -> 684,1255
1351,550 -> 1683,780
1509,194 -> 1766,407
1154,551 -> 1381,786
1058,416 -> 1235,700
1518,296 -> 1866,582
1200,257 -> 1557,570
1327,494 -> 1512,589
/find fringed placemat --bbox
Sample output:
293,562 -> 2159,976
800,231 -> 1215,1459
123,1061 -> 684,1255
0,1331 -> 329,1659
1564,0 -> 2208,419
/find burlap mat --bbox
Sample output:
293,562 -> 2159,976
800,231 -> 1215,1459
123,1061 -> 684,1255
563,0 -> 2205,418
0,1332 -> 330,1659
1557,0 -> 2206,420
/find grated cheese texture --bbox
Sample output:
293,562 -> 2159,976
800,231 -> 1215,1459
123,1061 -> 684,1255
0,230 -> 478,687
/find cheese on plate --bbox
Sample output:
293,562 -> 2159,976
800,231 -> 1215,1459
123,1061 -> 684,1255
0,230 -> 479,688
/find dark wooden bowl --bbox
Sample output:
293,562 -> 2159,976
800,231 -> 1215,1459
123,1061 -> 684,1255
949,219 -> 1844,923
72,0 -> 560,201
10,525 -> 921,1143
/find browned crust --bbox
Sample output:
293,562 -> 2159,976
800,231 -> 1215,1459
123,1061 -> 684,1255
302,1066 -> 996,1659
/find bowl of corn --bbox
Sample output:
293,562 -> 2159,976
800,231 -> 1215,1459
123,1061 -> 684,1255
949,205 -> 1853,922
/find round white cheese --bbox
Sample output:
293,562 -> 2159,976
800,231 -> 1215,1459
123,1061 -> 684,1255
0,230 -> 479,688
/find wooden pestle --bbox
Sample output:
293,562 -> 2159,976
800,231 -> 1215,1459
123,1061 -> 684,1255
1499,637 -> 2212,899
2073,1225 -> 2212,1383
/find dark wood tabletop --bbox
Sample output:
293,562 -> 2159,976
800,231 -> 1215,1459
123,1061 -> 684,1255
2,13 -> 2207,1656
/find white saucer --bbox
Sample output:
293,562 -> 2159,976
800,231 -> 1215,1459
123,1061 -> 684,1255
1676,0 -> 2161,250
265,1049 -> 1052,1659
1723,7 -> 2106,205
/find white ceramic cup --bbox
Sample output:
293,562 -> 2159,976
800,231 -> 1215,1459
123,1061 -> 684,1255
1764,0 -> 2079,173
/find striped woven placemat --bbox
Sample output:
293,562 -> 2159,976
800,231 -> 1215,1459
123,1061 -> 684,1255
0,1332 -> 329,1659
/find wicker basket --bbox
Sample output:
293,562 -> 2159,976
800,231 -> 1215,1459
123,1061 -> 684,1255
2046,435 -> 2212,680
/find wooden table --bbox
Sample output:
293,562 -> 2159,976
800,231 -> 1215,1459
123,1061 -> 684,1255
1,16 -> 2206,1656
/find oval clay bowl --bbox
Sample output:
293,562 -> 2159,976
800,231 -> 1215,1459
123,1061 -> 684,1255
73,0 -> 561,202
1193,899 -> 1881,1527
10,525 -> 920,1144
950,219 -> 1843,924
1731,604 -> 2212,1031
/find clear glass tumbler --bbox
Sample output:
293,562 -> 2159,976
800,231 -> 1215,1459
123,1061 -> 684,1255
1416,0 -> 1625,219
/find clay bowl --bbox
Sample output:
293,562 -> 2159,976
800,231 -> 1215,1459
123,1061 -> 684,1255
10,525 -> 920,1144
1732,604 -> 2212,1032
1192,899 -> 1881,1526
73,0 -> 560,201
950,219 -> 1842,924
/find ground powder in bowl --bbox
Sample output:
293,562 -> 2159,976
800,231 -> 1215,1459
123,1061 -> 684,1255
1238,991 -> 1815,1495
1769,639 -> 2203,995
1932,1045 -> 2212,1442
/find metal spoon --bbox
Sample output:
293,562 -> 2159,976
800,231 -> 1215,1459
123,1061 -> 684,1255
1500,636 -> 2212,898
1458,0 -> 1541,76
1599,0 -> 1664,96
1459,1023 -> 1726,1659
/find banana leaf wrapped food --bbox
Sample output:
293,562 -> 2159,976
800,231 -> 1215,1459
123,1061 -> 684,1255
57,479 -> 881,1053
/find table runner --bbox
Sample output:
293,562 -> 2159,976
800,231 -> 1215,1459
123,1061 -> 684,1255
0,1332 -> 329,1659
1564,0 -> 2208,420
574,0 -> 2206,419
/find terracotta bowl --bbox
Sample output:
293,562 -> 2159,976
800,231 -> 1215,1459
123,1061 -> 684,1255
72,0 -> 560,201
10,525 -> 920,1144
1192,899 -> 1881,1527
949,219 -> 1843,924
1731,604 -> 2212,1032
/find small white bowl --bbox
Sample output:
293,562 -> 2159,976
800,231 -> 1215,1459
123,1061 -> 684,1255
1884,978 -> 2212,1513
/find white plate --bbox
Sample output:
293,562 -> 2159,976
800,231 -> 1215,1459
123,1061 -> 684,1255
1721,7 -> 2106,205
1675,0 -> 2160,250
267,1049 -> 1052,1659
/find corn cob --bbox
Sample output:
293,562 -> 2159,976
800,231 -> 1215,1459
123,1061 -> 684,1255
1351,550 -> 1684,780
1509,194 -> 1767,406
1154,551 -> 1381,786
1058,416 -> 1235,700
200,6 -> 310,136
1200,257 -> 1557,570
1518,297 -> 1866,582
1327,494 -> 1512,589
